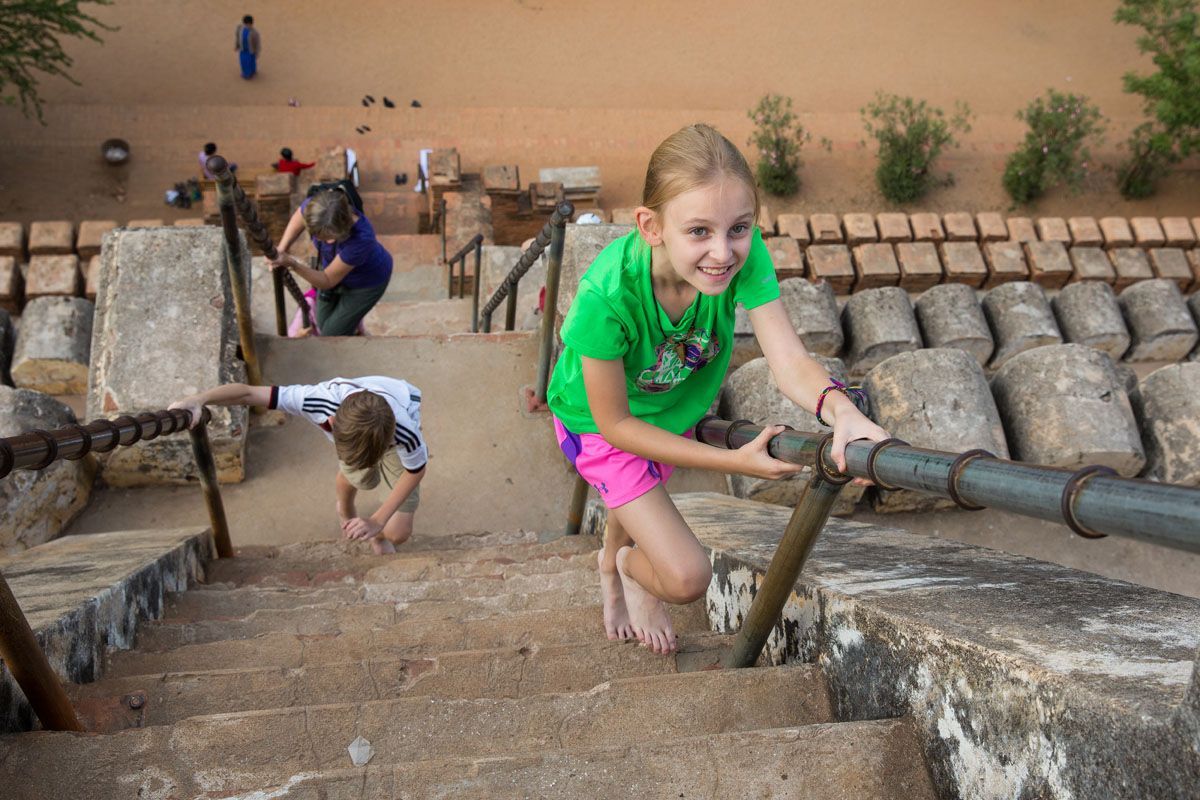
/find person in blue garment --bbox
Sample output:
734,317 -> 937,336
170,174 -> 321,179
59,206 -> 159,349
235,15 -> 261,80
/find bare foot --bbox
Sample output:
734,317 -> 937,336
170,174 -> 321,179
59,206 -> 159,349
597,550 -> 634,641
615,545 -> 677,655
370,537 -> 396,555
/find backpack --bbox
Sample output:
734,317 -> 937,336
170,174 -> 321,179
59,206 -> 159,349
305,179 -> 364,215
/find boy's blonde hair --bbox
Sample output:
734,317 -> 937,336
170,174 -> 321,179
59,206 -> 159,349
642,124 -> 760,222
333,391 -> 395,470
303,190 -> 356,243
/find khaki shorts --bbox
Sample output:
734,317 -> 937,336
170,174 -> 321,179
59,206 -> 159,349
339,449 -> 421,513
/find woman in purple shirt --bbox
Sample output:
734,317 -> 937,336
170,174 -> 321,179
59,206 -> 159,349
271,188 -> 393,336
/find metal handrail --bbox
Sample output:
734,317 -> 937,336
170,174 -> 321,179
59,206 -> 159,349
478,201 -> 574,334
446,234 -> 485,331
0,406 -> 233,731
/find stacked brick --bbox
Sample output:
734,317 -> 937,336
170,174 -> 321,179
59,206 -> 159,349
253,173 -> 295,257
425,148 -> 462,235
538,167 -> 600,214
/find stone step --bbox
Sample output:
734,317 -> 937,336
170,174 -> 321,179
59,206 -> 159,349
106,602 -> 709,675
363,297 -> 473,336
377,233 -> 445,303
72,633 -> 734,730
2,666 -> 833,798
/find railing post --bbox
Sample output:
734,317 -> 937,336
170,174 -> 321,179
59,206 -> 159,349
535,206 -> 569,403
0,570 -> 84,731
565,474 -> 590,536
481,309 -> 493,333
208,156 -> 262,386
471,240 -> 482,333
459,252 -> 468,302
188,408 -> 234,559
441,197 -> 448,265
504,278 -> 519,331
272,270 -> 287,336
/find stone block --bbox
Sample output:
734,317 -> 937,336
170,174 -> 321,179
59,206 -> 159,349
842,213 -> 877,245
841,287 -> 922,375
1160,217 -> 1196,248
1051,281 -> 1129,361
875,213 -> 911,244
1099,217 -> 1134,249
1118,279 -> 1198,362
993,344 -> 1145,475
1023,241 -> 1072,289
1005,217 -> 1037,243
765,236 -> 805,281
255,172 -> 294,197
1130,216 -> 1165,247
0,223 -> 24,258
914,283 -> 993,365
84,256 -> 101,301
1067,247 -> 1115,284
1035,217 -> 1070,243
719,356 -> 862,515
557,224 -> 632,318
1192,292 -> 1200,358
982,241 -> 1029,288
1189,250 -> 1200,290
0,256 -> 24,313
87,227 -> 248,485
0,387 -> 93,552
775,214 -> 810,245
538,166 -> 600,192
1131,363 -> 1200,485
1067,217 -> 1103,247
809,214 -> 842,244
1108,248 -> 1154,291
758,203 -> 775,237
316,146 -> 348,182
609,208 -> 637,226
25,255 -> 81,299
864,348 -> 1008,512
1147,248 -> 1194,292
851,243 -> 899,291
28,221 -> 74,255
483,165 -> 520,192
941,212 -> 976,242
806,245 -> 854,294
894,242 -> 942,291
981,281 -> 1061,368
75,221 -> 118,260
938,242 -> 987,288
909,213 -> 944,242
126,219 -> 164,229
11,297 -> 94,394
779,278 -> 843,357
173,219 -> 206,227
975,212 -> 1007,242
0,310 -> 11,386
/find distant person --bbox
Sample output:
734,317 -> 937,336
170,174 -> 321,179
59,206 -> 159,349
271,185 -> 393,336
235,15 -> 261,79
198,142 -> 236,180
170,376 -> 427,555
275,148 -> 315,176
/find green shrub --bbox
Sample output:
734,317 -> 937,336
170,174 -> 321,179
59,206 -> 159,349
1113,0 -> 1200,198
747,94 -> 809,196
861,93 -> 972,204
1002,90 -> 1106,205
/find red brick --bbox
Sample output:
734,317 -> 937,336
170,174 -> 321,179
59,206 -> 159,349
766,236 -> 805,281
1108,248 -> 1153,291
842,213 -> 877,245
1099,217 -> 1134,249
174,218 -> 207,227
0,256 -> 23,312
1148,248 -> 1194,292
1130,217 -> 1165,247
76,220 -> 118,260
1035,217 -> 1071,243
875,213 -> 912,243
939,242 -> 987,288
610,208 -> 637,226
1160,217 -> 1196,248
1067,247 -> 1115,284
776,214 -> 811,245
29,221 -> 74,255
1005,217 -> 1037,243
759,203 -> 776,237
851,243 -> 899,290
982,241 -> 1029,288
26,254 -> 81,298
809,214 -> 843,244
909,212 -> 944,242
895,242 -> 943,290
0,222 -> 24,258
942,212 -> 977,242
1067,217 -> 1103,247
85,255 -> 102,300
1023,241 -> 1072,289
806,244 -> 854,293
482,165 -> 520,192
975,212 -> 1007,242
126,219 -> 165,229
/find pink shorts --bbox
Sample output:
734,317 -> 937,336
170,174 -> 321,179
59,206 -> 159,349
553,416 -> 687,509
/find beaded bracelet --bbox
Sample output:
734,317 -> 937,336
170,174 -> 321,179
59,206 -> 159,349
815,379 -> 866,427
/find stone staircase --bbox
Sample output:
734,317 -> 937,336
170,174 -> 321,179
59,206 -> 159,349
0,531 -> 935,799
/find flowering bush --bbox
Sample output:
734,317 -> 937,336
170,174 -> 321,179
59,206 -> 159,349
861,93 -> 972,204
748,94 -> 809,196
1002,89 -> 1106,205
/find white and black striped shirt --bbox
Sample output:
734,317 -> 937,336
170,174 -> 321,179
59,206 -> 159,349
269,376 -> 427,471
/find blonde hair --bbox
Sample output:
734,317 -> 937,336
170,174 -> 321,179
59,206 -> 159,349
333,391 -> 395,470
303,190 -> 356,242
642,124 -> 760,221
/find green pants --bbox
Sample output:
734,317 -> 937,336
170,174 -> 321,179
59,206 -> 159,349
316,282 -> 387,336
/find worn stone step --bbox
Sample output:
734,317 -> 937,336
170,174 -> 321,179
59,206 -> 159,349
106,602 -> 709,675
72,633 -> 735,730
363,297 -> 474,336
2,666 -> 832,798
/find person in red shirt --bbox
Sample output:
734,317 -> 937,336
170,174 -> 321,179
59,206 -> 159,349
275,148 -> 315,176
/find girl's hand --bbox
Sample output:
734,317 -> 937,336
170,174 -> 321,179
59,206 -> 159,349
266,253 -> 296,271
830,412 -> 890,487
731,424 -> 808,481
167,398 -> 205,429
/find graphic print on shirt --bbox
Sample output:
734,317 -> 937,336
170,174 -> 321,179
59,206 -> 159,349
635,328 -> 720,393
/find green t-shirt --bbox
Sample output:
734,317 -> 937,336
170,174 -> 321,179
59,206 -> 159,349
548,228 -> 780,435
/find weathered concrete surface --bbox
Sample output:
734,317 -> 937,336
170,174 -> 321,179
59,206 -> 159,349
377,234 -> 445,304
1192,291 -> 1200,361
364,298 -> 474,335
645,493 -> 1200,800
1051,281 -> 1130,360
913,283 -> 994,365
842,287 -> 922,375
1131,363 -> 1200,486
557,223 -> 631,318
0,527 -> 212,733
992,344 -> 1146,475
0,387 -> 94,553
1118,279 -> 1198,362
10,296 -> 93,394
720,356 -> 863,515
86,227 -> 248,485
981,281 -> 1061,368
863,349 -> 1009,512
734,278 -> 843,366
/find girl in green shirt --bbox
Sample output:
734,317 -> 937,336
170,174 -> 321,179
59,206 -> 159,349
547,124 -> 889,655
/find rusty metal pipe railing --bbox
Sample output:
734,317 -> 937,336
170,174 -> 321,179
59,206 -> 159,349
534,211 -> 569,403
207,156 -> 262,384
478,201 -> 574,334
691,417 -> 1200,668
445,233 -> 484,306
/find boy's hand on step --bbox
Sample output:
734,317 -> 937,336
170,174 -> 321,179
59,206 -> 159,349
731,425 -> 807,481
167,399 -> 205,429
342,516 -> 383,541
